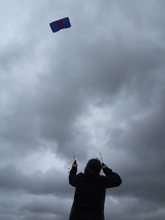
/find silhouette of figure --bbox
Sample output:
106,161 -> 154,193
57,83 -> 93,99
69,158 -> 122,220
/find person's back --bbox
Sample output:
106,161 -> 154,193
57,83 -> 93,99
69,158 -> 122,220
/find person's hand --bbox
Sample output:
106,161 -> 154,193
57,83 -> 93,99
72,161 -> 78,167
102,164 -> 107,169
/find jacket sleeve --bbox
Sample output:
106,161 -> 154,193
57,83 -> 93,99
69,166 -> 77,187
103,167 -> 122,188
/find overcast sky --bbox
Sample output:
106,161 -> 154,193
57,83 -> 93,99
0,0 -> 165,219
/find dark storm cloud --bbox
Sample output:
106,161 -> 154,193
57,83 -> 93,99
19,196 -> 71,219
1,0 -> 165,160
34,35 -> 165,161
0,164 -> 72,197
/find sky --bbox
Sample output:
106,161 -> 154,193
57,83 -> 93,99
0,0 -> 165,219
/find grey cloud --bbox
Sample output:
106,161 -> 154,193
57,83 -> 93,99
19,194 -> 72,220
0,164 -> 73,197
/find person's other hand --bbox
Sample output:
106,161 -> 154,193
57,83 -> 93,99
72,161 -> 78,167
102,164 -> 107,169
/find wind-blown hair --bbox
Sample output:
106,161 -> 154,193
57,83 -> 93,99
84,158 -> 101,174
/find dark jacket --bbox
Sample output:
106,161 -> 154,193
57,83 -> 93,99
69,166 -> 122,220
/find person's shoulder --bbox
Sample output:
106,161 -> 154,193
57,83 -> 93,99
77,172 -> 84,177
99,174 -> 106,178
75,172 -> 85,180
98,174 -> 107,180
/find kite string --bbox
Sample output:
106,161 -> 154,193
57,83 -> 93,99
61,78 -> 75,165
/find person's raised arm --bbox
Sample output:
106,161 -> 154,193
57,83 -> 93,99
102,164 -> 122,188
69,162 -> 78,187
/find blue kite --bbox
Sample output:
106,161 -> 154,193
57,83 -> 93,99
50,17 -> 71,33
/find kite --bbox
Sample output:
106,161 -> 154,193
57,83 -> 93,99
49,17 -> 71,33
